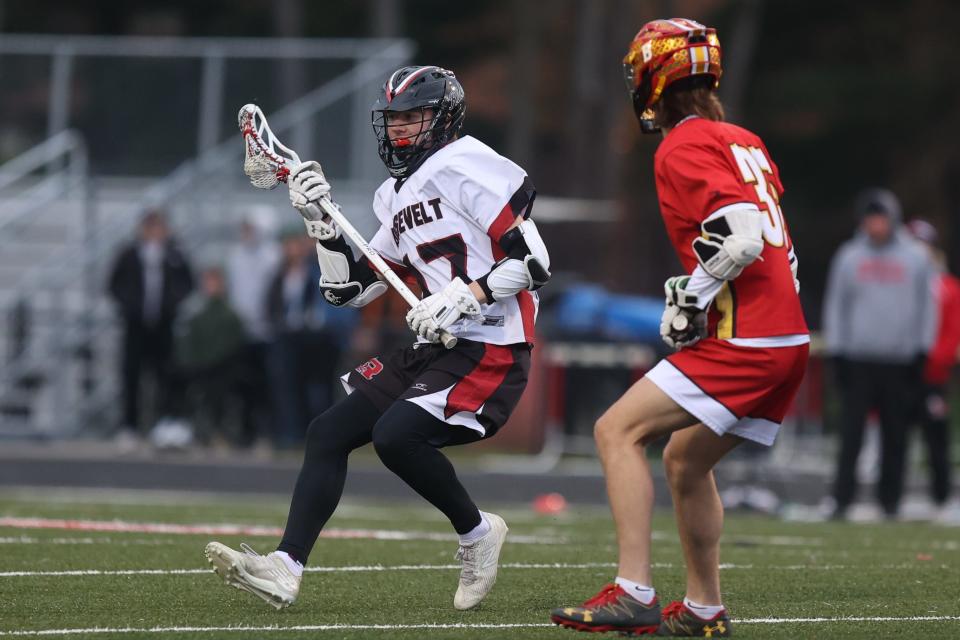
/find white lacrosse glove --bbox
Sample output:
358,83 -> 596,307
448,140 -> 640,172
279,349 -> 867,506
288,161 -> 339,240
406,277 -> 482,343
302,201 -> 342,241
660,275 -> 708,350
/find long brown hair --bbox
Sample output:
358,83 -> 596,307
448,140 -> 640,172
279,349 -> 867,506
653,76 -> 724,130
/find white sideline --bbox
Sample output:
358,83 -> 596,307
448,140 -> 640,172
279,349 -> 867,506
2,617 -> 960,636
736,616 -> 960,624
0,516 -> 838,549
1,562 -> 614,578
1,560 -> 951,578
0,517 -> 558,544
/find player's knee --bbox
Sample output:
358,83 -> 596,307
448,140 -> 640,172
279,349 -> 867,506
663,446 -> 684,487
371,422 -> 411,465
593,414 -> 618,451
594,413 -> 642,451
662,445 -> 700,494
303,414 -> 331,455
596,411 -> 667,453
304,410 -> 350,458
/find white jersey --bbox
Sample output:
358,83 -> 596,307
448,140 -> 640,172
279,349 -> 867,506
370,135 -> 537,345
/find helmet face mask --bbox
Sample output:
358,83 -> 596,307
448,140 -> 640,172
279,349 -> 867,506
373,107 -> 437,173
384,108 -> 435,148
622,18 -> 722,133
372,66 -> 465,179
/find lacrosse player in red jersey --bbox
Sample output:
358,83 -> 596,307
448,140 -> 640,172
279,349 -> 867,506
551,19 -> 808,637
205,66 -> 549,611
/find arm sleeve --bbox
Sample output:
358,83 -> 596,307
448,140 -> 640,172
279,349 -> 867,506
685,265 -> 727,310
822,249 -> 850,355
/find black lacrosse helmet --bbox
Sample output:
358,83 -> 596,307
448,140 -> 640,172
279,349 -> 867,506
372,65 -> 466,179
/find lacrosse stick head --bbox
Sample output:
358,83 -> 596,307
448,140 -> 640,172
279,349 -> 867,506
238,104 -> 301,190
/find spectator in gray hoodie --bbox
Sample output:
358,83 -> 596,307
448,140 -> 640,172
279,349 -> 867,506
823,188 -> 936,519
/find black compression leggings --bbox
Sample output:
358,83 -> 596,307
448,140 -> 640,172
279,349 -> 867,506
277,391 -> 483,564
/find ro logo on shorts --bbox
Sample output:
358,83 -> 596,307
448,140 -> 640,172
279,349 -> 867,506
356,357 -> 384,381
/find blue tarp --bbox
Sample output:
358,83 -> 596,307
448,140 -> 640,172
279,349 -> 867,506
552,285 -> 664,343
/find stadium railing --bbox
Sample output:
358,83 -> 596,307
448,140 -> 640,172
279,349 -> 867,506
0,36 -> 412,438
0,130 -> 94,437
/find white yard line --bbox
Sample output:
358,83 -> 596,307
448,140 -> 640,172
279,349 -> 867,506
0,517 -> 826,549
0,624 -> 555,637
1,617 -> 960,636
1,560 -> 950,578
736,615 -> 960,624
0,517 -> 558,544
1,562 -> 613,578
0,536 -> 174,546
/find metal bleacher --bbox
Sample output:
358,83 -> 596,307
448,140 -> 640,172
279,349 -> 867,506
0,36 -> 412,439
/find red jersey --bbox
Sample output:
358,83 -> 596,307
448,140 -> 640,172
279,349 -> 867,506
654,117 -> 808,339
925,272 -> 960,385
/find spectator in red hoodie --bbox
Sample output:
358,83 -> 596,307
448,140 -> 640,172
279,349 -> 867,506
906,218 -> 960,517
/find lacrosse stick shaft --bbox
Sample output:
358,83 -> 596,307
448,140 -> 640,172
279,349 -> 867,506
315,198 -> 458,350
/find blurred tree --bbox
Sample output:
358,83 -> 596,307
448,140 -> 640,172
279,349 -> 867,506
5,0 -> 960,308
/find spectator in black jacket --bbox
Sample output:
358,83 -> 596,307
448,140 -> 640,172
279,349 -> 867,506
265,233 -> 344,448
107,210 -> 194,448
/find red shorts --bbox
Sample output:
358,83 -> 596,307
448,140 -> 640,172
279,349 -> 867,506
645,338 -> 809,445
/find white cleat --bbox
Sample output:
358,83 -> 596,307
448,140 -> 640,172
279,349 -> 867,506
453,512 -> 508,610
204,541 -> 300,610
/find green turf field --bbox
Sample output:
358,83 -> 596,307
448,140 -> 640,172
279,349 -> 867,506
0,488 -> 958,639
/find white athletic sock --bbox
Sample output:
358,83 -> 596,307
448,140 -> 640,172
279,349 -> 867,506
272,550 -> 304,577
458,512 -> 491,545
615,576 -> 656,605
683,596 -> 725,619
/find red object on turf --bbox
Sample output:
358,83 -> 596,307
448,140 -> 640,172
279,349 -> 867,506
533,492 -> 568,514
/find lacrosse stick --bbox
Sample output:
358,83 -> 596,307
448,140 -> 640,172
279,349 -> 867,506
238,104 -> 457,349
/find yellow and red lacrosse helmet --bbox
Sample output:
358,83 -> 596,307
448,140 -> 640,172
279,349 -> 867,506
623,18 -> 722,132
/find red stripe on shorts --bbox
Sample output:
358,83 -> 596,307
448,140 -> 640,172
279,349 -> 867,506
444,344 -> 515,419
517,290 -> 535,344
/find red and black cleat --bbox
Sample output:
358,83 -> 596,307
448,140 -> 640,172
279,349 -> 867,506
551,583 -> 661,635
656,601 -> 732,637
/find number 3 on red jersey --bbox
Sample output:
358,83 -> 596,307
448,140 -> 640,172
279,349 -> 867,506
729,144 -> 787,248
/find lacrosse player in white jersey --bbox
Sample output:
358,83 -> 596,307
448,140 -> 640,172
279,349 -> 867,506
206,65 -> 550,612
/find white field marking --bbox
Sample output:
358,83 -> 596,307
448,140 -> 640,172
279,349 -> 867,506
0,517 -> 559,544
725,534 -> 825,546
734,616 -> 960,624
649,530 -> 825,546
0,569 -> 210,577
0,487 -> 293,508
0,563 -> 616,578
0,624 -> 553,637
3,560 -> 951,579
0,488 -> 614,526
0,536 -> 174,546
2,617 -> 960,636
